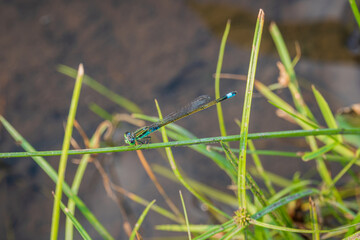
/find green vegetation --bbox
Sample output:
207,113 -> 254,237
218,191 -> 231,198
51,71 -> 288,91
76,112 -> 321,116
1,5 -> 360,240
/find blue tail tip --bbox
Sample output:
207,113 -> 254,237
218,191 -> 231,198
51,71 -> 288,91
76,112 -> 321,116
226,91 -> 237,98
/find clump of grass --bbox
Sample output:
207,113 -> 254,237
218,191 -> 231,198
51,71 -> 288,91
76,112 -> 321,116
1,4 -> 360,240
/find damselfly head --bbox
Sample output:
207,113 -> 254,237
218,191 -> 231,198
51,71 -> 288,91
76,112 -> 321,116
124,132 -> 136,145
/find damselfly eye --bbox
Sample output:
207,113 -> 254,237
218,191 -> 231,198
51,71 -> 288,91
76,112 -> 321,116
124,132 -> 136,145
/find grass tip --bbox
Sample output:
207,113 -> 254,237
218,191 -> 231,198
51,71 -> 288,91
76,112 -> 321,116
78,64 -> 84,76
258,9 -> 265,18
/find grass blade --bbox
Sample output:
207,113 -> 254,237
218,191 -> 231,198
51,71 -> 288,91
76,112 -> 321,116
251,219 -> 360,234
349,0 -> 360,30
51,64 -> 84,240
255,81 -> 355,159
238,8 -> 264,208
135,148 -> 183,219
247,140 -> 276,195
269,180 -> 313,203
309,197 -> 320,240
302,142 -> 338,161
65,122 -> 110,240
269,22 -> 314,120
156,224 -> 219,233
192,221 -> 236,240
312,86 -> 342,142
2,128 -> 360,158
153,164 -> 238,207
57,64 -> 142,113
194,189 -> 316,239
251,189 -> 318,220
55,194 -> 92,240
329,149 -> 360,188
220,142 -> 292,238
154,99 -> 231,220
110,184 -> 181,223
89,103 -> 113,121
0,118 -> 114,239
133,114 -> 238,180
215,19 -> 231,136
344,231 -> 360,240
179,191 -> 192,240
129,200 -> 156,240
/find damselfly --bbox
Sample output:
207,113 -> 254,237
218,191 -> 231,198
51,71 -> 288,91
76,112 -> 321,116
124,91 -> 237,145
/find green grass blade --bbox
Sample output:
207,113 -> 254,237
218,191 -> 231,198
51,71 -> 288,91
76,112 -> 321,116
112,183 -> 181,223
238,9 -> 264,208
246,173 -> 293,230
269,180 -> 313,203
269,94 -> 345,196
221,226 -> 242,240
166,130 -> 237,180
302,142 -> 338,161
153,164 -> 238,207
249,167 -> 293,188
89,103 -> 113,121
336,113 -> 360,147
345,213 -> 360,237
269,23 -> 296,86
251,219 -> 360,234
344,231 -> 360,240
155,100 -> 231,220
329,149 -> 360,188
268,101 -> 318,129
220,141 -> 238,169
312,86 -> 342,142
349,0 -> 360,30
269,99 -> 336,188
0,117 -> 114,239
65,154 -> 93,240
156,224 -> 219,233
221,142 -> 286,220
2,128 -> 360,158
133,114 -> 237,180
251,189 -> 318,220
269,23 -> 314,120
179,191 -> 191,240
248,140 -> 276,195
65,124 -> 109,240
256,81 -> 355,160
210,146 -> 302,158
268,24 -> 339,200
194,189 -> 316,239
129,200 -> 156,240
57,64 -> 142,113
192,221 -> 236,240
219,142 -> 292,238
51,64 -> 84,240
215,19 -> 231,136
327,199 -> 356,218
255,81 -> 294,112
309,197 -> 320,240
56,195 -> 92,240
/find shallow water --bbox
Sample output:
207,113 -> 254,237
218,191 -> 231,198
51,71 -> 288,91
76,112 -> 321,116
0,0 -> 359,239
